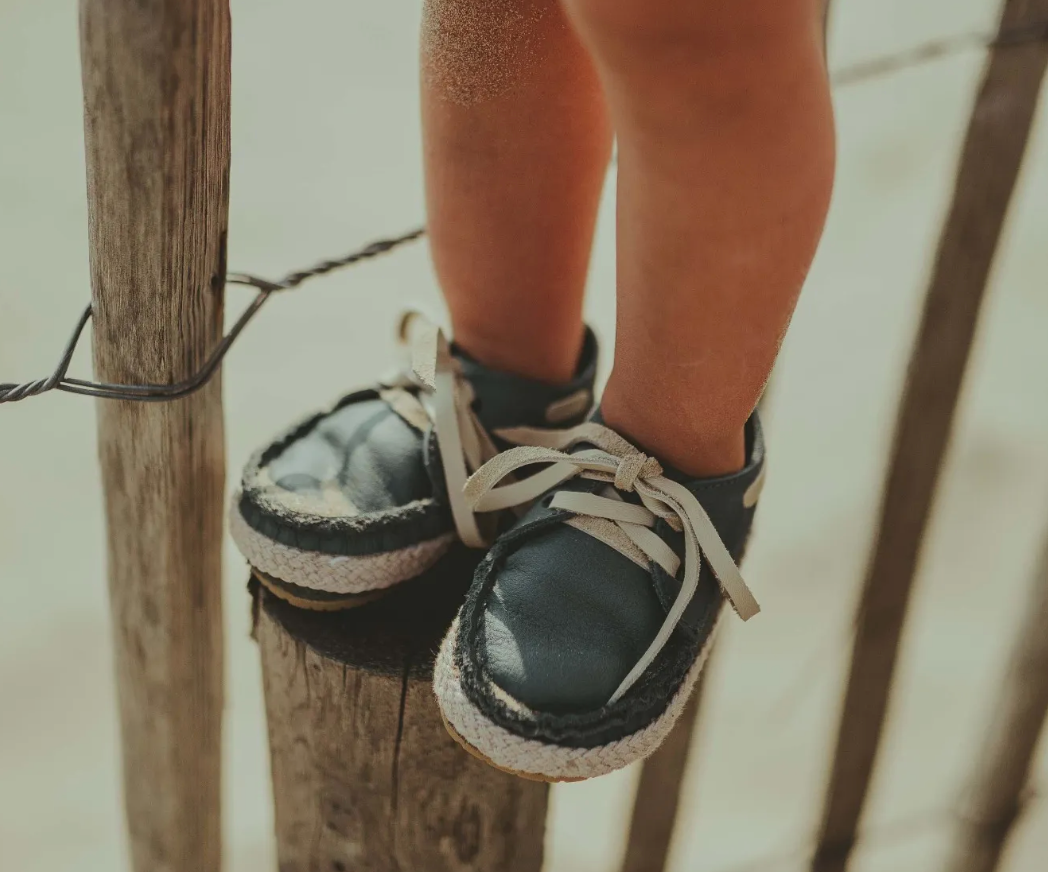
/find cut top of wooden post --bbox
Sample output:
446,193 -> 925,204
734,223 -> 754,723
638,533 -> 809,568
254,548 -> 478,680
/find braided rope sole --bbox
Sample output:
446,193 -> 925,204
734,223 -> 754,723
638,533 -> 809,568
433,613 -> 722,781
229,500 -> 455,593
252,568 -> 389,612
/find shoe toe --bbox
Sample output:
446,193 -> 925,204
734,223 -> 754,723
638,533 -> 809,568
236,394 -> 453,562
264,397 -> 432,516
479,525 -> 665,715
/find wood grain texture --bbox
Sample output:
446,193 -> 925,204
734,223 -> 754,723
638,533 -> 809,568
810,3 -> 1048,870
79,2 -> 230,871
942,524 -> 1048,872
255,550 -> 549,872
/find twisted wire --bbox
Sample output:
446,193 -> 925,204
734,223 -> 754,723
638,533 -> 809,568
0,228 -> 424,404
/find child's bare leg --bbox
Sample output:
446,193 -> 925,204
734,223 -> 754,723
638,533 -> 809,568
564,0 -> 835,474
422,0 -> 612,383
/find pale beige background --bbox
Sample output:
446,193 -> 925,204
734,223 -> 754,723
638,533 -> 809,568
2,1 -> 1047,871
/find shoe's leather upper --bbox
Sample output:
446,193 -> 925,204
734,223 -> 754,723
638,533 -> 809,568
267,398 -> 433,514
238,328 -> 599,556
455,411 -> 765,743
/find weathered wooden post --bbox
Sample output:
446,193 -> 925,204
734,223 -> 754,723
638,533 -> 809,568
941,520 -> 1048,872
80,2 -> 230,871
811,2 -> 1048,870
254,550 -> 549,872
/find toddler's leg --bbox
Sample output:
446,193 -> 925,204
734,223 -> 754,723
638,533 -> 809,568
564,0 -> 835,474
422,0 -> 612,382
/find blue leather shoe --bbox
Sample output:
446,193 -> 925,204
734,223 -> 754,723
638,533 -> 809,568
435,411 -> 765,780
231,315 -> 598,609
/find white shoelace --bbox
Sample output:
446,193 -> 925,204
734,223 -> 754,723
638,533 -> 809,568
463,422 -> 760,704
379,312 -> 499,549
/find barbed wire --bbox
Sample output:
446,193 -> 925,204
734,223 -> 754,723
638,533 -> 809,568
3,19 -> 1047,406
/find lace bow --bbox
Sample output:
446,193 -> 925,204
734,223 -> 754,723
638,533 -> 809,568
464,422 -> 760,704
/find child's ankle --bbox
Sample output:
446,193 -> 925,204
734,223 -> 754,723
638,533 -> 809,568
601,385 -> 746,478
451,319 -> 584,385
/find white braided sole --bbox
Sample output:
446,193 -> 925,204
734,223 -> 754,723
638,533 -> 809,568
433,612 -> 722,781
229,501 -> 455,594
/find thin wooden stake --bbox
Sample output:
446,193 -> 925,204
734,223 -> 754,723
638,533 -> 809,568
80,2 -> 230,870
619,668 -> 709,872
811,3 -> 1048,871
942,525 -> 1048,872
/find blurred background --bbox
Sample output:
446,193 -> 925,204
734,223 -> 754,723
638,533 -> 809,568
2,1 -> 1048,870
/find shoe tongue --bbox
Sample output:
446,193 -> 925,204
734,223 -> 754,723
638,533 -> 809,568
453,328 -> 598,431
